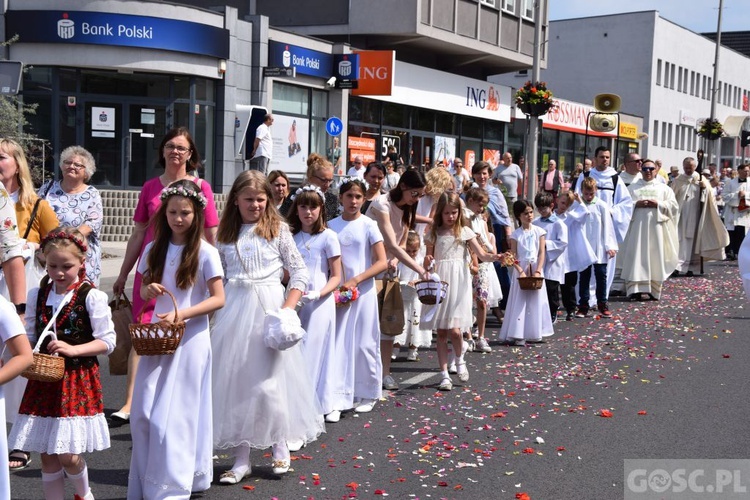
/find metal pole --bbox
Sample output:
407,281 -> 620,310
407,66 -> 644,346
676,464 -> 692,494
525,0 -> 544,204
707,0 -> 723,165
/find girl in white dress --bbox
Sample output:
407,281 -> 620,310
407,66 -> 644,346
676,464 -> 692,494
499,200 -> 555,346
128,181 -> 225,500
10,228 -> 115,500
423,193 -> 500,391
211,171 -> 323,485
288,185 -> 343,423
328,179 -> 388,414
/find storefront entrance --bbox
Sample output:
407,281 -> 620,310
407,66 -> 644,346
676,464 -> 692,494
84,101 -> 167,187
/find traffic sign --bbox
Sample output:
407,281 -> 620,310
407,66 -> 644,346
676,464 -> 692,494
326,117 -> 344,137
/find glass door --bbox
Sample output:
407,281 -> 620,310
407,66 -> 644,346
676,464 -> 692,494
410,134 -> 434,170
127,104 -> 167,187
84,102 -> 123,186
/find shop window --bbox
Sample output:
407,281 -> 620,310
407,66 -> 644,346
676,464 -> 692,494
174,76 -> 190,100
457,139 -> 481,167
80,70 -> 169,98
348,96 -> 380,124
311,89 -> 328,119
23,66 -> 53,93
273,82 -> 309,116
194,79 -> 214,102
559,131 -> 574,151
23,95 -> 53,140
461,117 -> 482,138
413,108 -> 434,132
541,128 -> 557,149
383,102 -> 409,129
58,67 -> 77,93
435,112 -> 457,135
484,121 -> 503,142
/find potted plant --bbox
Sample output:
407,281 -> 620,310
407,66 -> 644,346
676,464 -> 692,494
696,118 -> 724,140
515,81 -> 556,116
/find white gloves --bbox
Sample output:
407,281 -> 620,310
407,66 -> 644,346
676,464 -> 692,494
302,290 -> 321,303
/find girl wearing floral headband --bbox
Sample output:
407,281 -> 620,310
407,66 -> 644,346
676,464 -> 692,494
128,179 -> 225,498
9,226 -> 116,500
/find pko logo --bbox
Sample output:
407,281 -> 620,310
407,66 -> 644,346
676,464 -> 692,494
58,13 -> 75,40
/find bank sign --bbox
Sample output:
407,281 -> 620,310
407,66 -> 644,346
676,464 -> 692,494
5,10 -> 229,59
268,41 -> 333,79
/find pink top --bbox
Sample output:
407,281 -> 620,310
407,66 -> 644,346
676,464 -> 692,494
133,177 -> 219,242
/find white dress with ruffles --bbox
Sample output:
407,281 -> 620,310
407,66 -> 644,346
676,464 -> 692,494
212,224 -> 324,450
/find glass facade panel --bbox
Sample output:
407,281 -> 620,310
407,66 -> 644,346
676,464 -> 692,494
273,82 -> 309,115
383,102 -> 409,129
414,109 -> 434,132
311,89 -> 328,119
462,117 -> 482,138
484,121 -> 503,141
174,76 -> 190,100
81,70 -> 169,98
435,112 -> 457,135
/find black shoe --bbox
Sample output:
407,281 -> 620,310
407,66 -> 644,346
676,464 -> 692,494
609,289 -> 625,297
670,270 -> 680,278
566,312 -> 574,321
686,271 -> 695,277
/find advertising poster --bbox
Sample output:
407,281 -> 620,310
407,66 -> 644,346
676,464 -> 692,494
92,106 -> 115,138
434,135 -> 456,167
483,149 -> 501,169
269,114 -> 309,178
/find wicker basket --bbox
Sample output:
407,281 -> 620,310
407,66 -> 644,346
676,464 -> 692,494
22,352 -> 65,383
414,280 -> 449,305
518,265 -> 544,290
130,289 -> 186,356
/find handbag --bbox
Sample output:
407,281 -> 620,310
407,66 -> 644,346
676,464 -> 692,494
108,293 -> 133,375
378,271 -> 405,336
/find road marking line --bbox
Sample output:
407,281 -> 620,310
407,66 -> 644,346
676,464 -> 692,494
399,371 -> 438,387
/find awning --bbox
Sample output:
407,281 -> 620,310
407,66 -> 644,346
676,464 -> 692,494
722,115 -> 750,137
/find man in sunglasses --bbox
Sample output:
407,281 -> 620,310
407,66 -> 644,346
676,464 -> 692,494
617,159 -> 679,301
620,153 -> 643,187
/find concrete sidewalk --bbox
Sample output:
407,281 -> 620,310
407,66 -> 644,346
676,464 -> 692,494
100,241 -> 129,292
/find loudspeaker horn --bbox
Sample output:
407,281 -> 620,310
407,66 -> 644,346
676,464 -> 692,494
594,93 -> 621,113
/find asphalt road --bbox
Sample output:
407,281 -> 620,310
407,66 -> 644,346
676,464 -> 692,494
9,259 -> 750,499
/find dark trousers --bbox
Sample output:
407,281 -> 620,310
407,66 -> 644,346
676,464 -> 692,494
561,271 -> 578,313
545,279 -> 560,322
729,226 -> 746,257
493,223 -> 511,309
578,263 -> 607,308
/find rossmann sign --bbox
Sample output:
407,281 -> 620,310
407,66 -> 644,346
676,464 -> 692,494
536,98 -> 617,137
5,10 -> 229,59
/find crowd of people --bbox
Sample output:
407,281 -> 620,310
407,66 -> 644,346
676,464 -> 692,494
0,130 -> 747,499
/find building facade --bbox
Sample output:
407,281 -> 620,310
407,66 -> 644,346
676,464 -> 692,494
493,11 -> 750,170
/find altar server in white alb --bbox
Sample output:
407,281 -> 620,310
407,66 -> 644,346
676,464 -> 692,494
617,160 -> 679,301
671,156 -> 729,276
532,191 -> 568,324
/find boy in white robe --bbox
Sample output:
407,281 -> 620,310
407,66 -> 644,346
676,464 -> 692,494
533,192 -> 568,324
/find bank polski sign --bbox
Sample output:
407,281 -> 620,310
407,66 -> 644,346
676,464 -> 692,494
5,10 -> 229,59
371,61 -> 511,122
268,41 -> 333,79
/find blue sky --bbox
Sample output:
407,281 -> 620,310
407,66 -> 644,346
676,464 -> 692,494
549,0 -> 749,34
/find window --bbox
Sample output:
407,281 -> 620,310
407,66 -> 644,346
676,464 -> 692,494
675,126 -> 680,150
670,63 -> 676,89
663,63 -> 670,89
480,0 -> 497,6
502,0 -> 515,13
677,67 -> 682,92
690,71 -> 695,96
653,120 -> 659,146
656,59 -> 662,86
682,69 -> 688,94
661,122 -> 667,147
667,123 -> 673,149
522,0 -> 533,19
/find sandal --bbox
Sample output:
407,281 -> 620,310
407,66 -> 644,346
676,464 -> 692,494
9,450 -> 31,471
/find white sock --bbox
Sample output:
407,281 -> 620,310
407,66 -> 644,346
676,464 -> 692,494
232,444 -> 251,471
272,442 -> 290,462
456,353 -> 465,364
66,462 -> 90,497
42,469 -> 65,500
440,370 -> 449,378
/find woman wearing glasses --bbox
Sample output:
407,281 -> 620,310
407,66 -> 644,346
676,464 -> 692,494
41,146 -> 103,286
306,153 -> 340,221
110,127 -> 219,426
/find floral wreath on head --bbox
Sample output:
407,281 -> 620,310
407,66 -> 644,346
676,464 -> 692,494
160,185 -> 208,208
339,176 -> 369,192
41,231 -> 88,254
291,184 -> 325,202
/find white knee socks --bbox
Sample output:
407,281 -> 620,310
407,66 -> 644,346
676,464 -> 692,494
41,469 -> 65,500
66,462 -> 91,498
232,444 -> 252,471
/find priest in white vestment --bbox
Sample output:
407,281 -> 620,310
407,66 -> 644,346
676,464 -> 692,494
671,157 -> 729,275
618,160 -> 679,300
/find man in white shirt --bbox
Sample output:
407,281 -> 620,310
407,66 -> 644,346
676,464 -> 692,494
346,156 -> 365,180
249,113 -> 274,174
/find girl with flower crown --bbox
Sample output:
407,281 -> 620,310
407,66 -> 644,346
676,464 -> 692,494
211,171 -> 323,485
328,178 -> 388,414
288,184 -> 343,424
9,226 -> 116,500
127,180 -> 225,499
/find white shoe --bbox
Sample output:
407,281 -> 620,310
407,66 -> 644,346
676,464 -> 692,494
457,362 -> 470,382
391,345 -> 400,360
219,465 -> 251,485
325,410 -> 341,423
287,439 -> 304,452
448,361 -> 457,374
406,348 -> 418,361
272,459 -> 290,474
471,328 -> 479,339
463,339 -> 473,353
355,398 -> 376,413
438,377 -> 453,391
475,338 -> 492,353
382,375 -> 399,390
